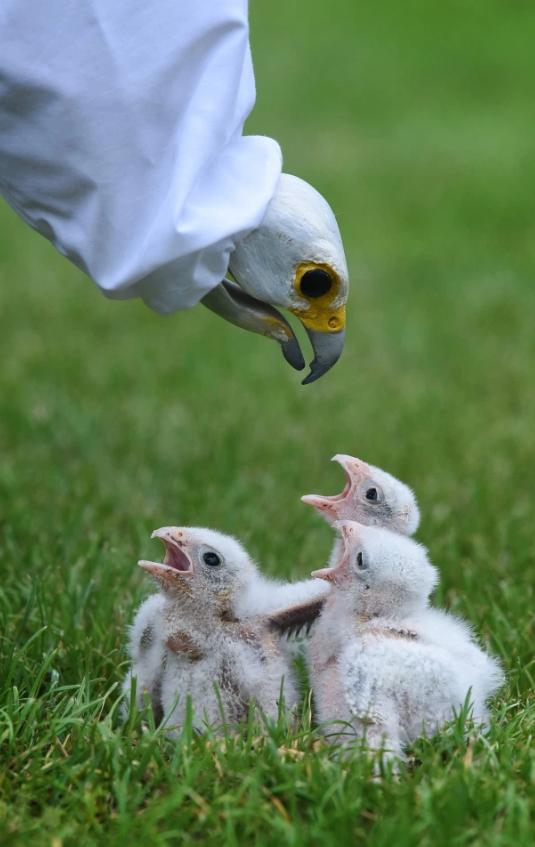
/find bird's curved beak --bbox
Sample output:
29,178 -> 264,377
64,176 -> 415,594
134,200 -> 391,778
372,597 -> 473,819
201,269 -> 347,384
300,327 -> 345,385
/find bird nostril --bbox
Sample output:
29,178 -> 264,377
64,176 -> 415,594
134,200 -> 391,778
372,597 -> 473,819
299,269 -> 333,298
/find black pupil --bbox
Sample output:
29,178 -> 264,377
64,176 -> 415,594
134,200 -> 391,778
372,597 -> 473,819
357,552 -> 364,568
203,551 -> 221,567
299,269 -> 333,298
366,487 -> 378,501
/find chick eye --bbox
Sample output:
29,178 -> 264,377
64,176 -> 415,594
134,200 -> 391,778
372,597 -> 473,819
357,551 -> 367,569
299,268 -> 333,298
365,487 -> 378,501
203,551 -> 221,567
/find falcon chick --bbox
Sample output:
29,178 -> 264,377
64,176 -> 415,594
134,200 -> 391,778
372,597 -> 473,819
124,526 -> 299,732
307,520 -> 504,759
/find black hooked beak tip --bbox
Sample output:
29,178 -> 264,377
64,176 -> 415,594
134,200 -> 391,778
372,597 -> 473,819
301,328 -> 346,385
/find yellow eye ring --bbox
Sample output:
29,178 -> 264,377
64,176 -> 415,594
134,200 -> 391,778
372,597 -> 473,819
290,262 -> 346,333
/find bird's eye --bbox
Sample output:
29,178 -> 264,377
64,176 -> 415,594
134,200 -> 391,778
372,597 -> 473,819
360,482 -> 385,505
299,268 -> 333,299
356,551 -> 368,569
203,551 -> 221,567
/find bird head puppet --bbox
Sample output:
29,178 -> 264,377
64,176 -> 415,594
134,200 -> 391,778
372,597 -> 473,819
202,174 -> 348,384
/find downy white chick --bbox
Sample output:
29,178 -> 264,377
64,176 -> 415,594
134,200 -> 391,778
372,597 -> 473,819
125,529 -> 330,714
307,521 -> 503,758
124,526 -> 299,732
207,456 -> 420,648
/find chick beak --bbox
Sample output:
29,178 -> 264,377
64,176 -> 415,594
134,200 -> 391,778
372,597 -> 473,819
301,454 -> 364,519
311,520 -> 356,584
330,454 -> 368,498
201,280 -> 305,372
301,493 -> 339,520
138,527 -> 194,588
332,453 -> 368,478
309,564 -> 338,583
310,559 -> 350,585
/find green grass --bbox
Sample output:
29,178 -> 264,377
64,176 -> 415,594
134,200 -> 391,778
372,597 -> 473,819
1,1 -> 534,844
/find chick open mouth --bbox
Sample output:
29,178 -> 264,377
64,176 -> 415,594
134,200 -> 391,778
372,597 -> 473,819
329,457 -> 355,500
308,465 -> 352,505
330,466 -> 352,501
161,539 -> 193,573
140,535 -> 194,575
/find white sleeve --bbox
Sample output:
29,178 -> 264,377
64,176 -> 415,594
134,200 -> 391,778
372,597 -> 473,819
0,0 -> 282,313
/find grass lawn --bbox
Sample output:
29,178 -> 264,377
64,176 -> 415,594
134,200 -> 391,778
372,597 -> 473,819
1,1 -> 534,844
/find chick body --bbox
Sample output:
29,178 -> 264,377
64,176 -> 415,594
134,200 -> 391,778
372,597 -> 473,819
124,527 -> 298,731
159,591 -> 293,730
308,522 -> 503,758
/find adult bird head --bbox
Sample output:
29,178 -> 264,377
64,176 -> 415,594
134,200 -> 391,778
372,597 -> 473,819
202,174 -> 348,384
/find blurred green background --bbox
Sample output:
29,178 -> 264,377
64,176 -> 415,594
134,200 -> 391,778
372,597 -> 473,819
1,1 -> 534,844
